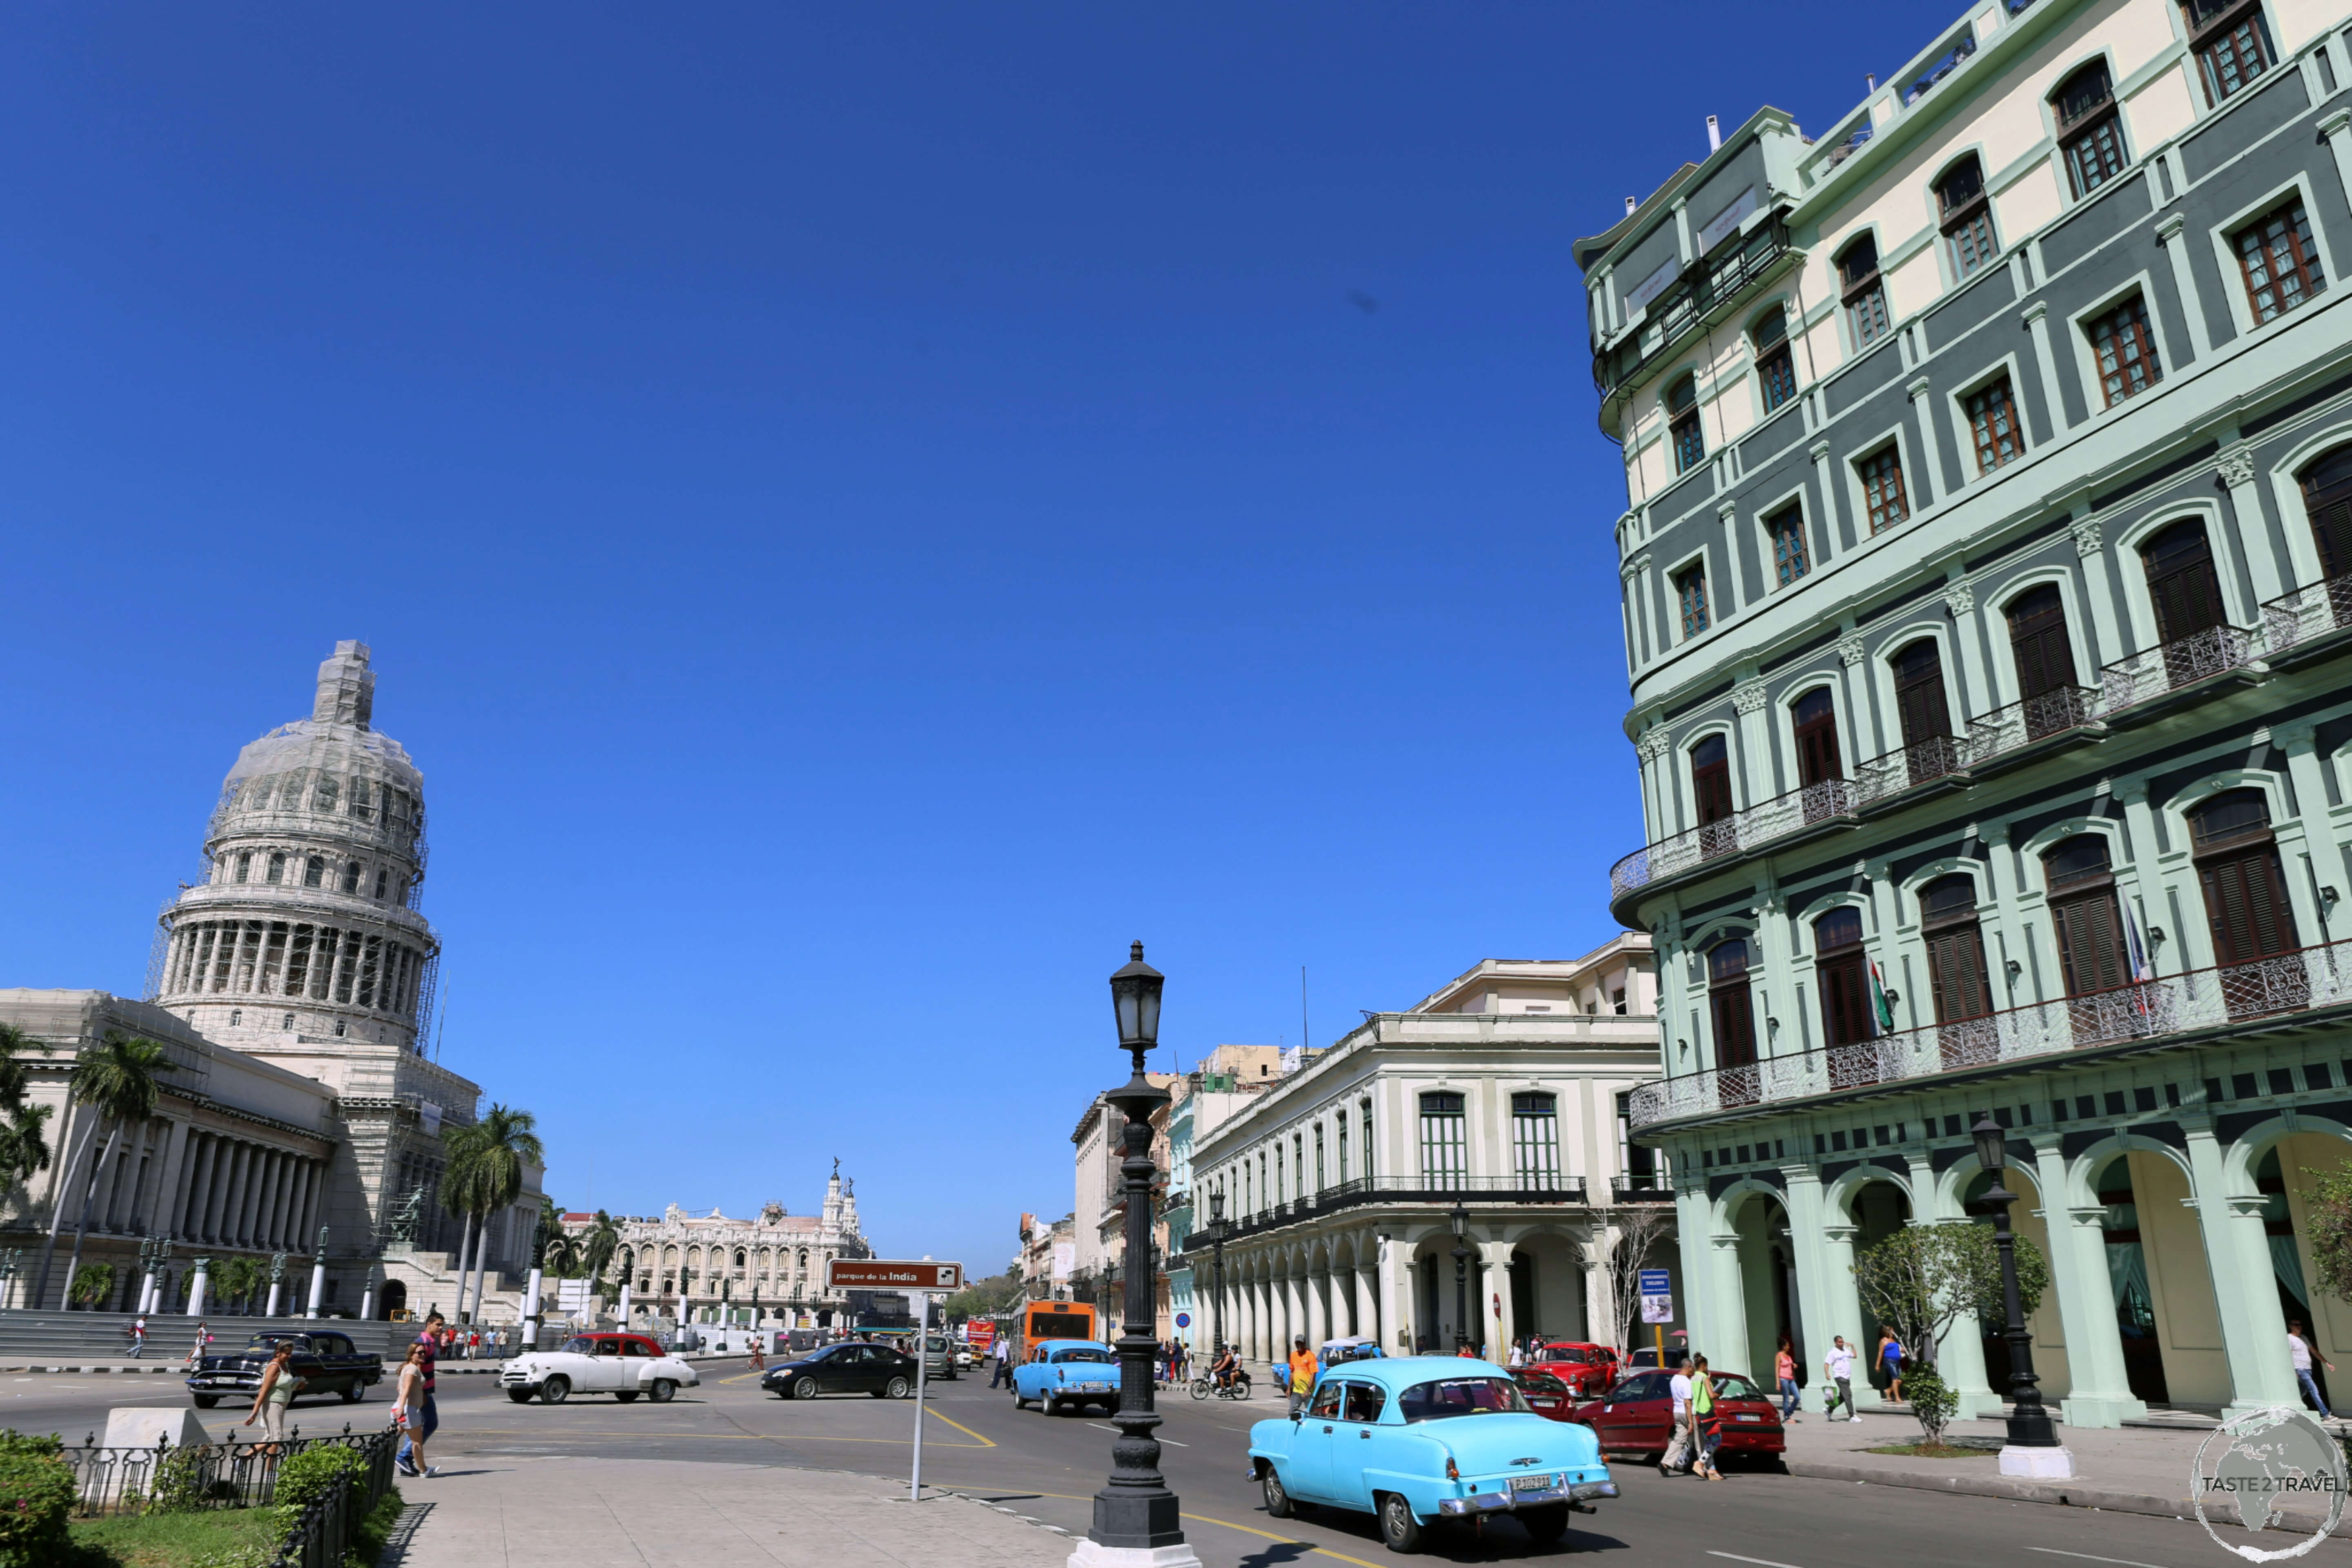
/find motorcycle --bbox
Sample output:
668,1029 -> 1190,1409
1189,1369 -> 1253,1401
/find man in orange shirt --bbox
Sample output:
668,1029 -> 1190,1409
1286,1336 -> 1318,1417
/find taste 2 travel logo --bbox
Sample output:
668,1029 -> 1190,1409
2192,1406 -> 2348,1561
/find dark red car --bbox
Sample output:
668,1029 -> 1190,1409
1510,1368 -> 1583,1422
1525,1341 -> 1621,1398
1570,1369 -> 1786,1464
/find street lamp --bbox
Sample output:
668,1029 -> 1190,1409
1450,1201 -> 1471,1354
1970,1116 -> 2071,1477
1206,1191 -> 1228,1356
1081,941 -> 1196,1568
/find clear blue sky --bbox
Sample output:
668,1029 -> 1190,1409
2,1 -> 1964,1272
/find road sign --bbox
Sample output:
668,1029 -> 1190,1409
1638,1267 -> 1674,1326
1174,1312 -> 1190,1329
1637,1269 -> 1671,1295
826,1259 -> 964,1291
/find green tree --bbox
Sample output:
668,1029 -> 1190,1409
1852,1221 -> 2049,1439
543,1232 -> 584,1279
67,1263 -> 114,1309
443,1105 -> 545,1323
581,1209 -> 620,1290
216,1256 -> 265,1314
40,1034 -> 175,1310
942,1272 -> 1025,1322
2305,1160 -> 2352,1302
0,1025 -> 54,1200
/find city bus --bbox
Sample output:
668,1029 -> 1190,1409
1016,1299 -> 1098,1362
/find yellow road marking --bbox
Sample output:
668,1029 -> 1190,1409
441,1430 -> 989,1448
924,1407 -> 997,1448
718,1370 -> 768,1385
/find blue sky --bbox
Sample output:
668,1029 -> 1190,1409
2,0 -> 1968,1272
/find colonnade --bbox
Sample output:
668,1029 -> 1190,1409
163,916 -> 429,1020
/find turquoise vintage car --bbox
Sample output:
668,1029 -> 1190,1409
1247,1356 -> 1617,1553
1011,1339 -> 1120,1415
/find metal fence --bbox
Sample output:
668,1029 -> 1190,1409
57,1424 -> 386,1518
272,1429 -> 398,1568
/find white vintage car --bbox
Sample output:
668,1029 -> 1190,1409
499,1331 -> 701,1404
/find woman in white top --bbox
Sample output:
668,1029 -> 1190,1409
389,1343 -> 437,1479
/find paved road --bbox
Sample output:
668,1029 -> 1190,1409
7,1361 -> 2346,1568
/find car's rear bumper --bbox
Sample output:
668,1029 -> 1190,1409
1439,1479 -> 1617,1516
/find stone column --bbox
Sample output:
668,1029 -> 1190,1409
1481,1239 -> 1517,1358
2217,442 -> 2284,604
176,1134 -> 214,1240
1943,578 -> 1989,722
1817,1223 -> 1883,1410
1705,1233 -> 1745,1370
1780,1166 -> 1835,1372
1732,679 -> 1773,806
2185,1119 -> 2303,1417
2032,1139 -> 2143,1427
1906,376 -> 1944,507
1377,1236 -> 1405,1354
1356,1264 -> 1379,1351
148,1121 -> 192,1239
1673,1184 -> 1720,1358
2157,214 -> 2215,359
203,1143 -> 239,1243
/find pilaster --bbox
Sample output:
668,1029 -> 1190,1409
2184,1118 -> 2303,1416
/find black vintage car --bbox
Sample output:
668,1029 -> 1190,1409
759,1341 -> 920,1400
185,1331 -> 384,1409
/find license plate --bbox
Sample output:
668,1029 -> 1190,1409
1510,1474 -> 1556,1492
1736,1413 -> 1762,1422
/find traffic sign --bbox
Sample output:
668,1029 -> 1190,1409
826,1259 -> 964,1291
1637,1269 -> 1671,1295
1638,1266 -> 1674,1325
1174,1312 -> 1190,1329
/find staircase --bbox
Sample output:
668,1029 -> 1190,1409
0,1312 -> 412,1364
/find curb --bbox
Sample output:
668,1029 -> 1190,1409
1783,1459 -> 2352,1538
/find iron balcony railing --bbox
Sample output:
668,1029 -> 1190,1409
2262,574 -> 2352,657
1626,935 -> 2352,1129
1609,780 -> 1856,901
1610,1171 -> 1676,1203
1964,684 -> 2104,761
1853,734 -> 1968,806
1187,1174 -> 1589,1250
1592,219 -> 1793,400
2098,624 -> 2260,712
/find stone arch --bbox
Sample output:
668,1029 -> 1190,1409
1506,1224 -> 1590,1345
2221,1112 -> 2352,1194
2063,1133 -> 2193,1210
1822,1161 -> 1912,1217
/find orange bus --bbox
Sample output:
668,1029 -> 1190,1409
1016,1299 -> 1099,1363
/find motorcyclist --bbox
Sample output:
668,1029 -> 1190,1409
1211,1342 -> 1239,1390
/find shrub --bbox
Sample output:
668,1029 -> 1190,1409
151,1446 -> 215,1514
1903,1365 -> 1956,1445
0,1445 -> 78,1568
271,1444 -> 361,1517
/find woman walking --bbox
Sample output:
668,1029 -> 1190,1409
1775,1336 -> 1800,1422
389,1342 -> 437,1479
244,1341 -> 302,1478
1877,1327 -> 1906,1406
1689,1354 -> 1724,1481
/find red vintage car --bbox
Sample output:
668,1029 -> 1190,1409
1526,1341 -> 1620,1397
1510,1368 -> 1584,1422
1570,1369 -> 1785,1465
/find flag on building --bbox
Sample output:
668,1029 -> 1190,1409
1867,957 -> 1897,1036
2125,904 -> 2155,982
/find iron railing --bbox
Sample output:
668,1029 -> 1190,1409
272,1429 -> 398,1568
1189,1175 -> 1589,1249
1854,734 -> 1968,806
2262,575 -> 2352,656
1609,779 -> 1856,900
1626,936 -> 2352,1129
1592,220 -> 1793,399
2099,624 -> 2258,712
1965,684 -> 2104,763
57,1425 -> 385,1518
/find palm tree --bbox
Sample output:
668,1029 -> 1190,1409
581,1209 -> 619,1288
40,1035 -> 174,1310
543,1231 -> 584,1279
438,1132 -> 491,1323
0,1025 -> 54,1209
443,1105 -> 544,1324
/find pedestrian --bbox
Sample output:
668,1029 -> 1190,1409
243,1341 -> 302,1476
185,1321 -> 212,1373
1775,1335 -> 1800,1422
1508,1340 -> 1526,1369
389,1343 -> 435,1480
397,1311 -> 444,1479
2290,1318 -> 2336,1418
129,1313 -> 148,1360
467,1328 -> 481,1361
749,1334 -> 766,1372
1661,1359 -> 1694,1476
1823,1334 -> 1858,1421
990,1336 -> 1014,1390
1876,1326 -> 1905,1405
1286,1336 -> 1317,1417
1690,1355 -> 1723,1481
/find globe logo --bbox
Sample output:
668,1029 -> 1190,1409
2192,1406 -> 2347,1561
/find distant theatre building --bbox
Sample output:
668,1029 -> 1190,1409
1179,941 -> 1669,1361
592,1169 -> 871,1328
1585,0 -> 2352,1419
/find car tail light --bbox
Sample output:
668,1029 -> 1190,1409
1445,1457 -> 1459,1481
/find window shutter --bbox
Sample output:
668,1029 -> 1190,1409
2201,846 -> 2299,962
2310,494 -> 2352,580
2147,550 -> 2224,642
1711,984 -> 1758,1067
1817,951 -> 1871,1047
1927,923 -> 1991,1022
1895,655 -> 1952,746
2052,891 -> 2127,996
1694,759 -> 1736,823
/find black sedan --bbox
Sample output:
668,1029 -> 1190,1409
761,1341 -> 920,1400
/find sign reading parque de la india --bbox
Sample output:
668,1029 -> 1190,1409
826,1259 -> 964,1291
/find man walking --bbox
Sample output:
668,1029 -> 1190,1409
2290,1319 -> 2336,1419
1286,1335 -> 1317,1418
1824,1335 -> 1858,1422
1661,1359 -> 1695,1476
128,1314 -> 148,1360
396,1312 -> 443,1479
989,1336 -> 1014,1390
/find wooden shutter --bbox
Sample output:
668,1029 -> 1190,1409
1794,709 -> 1842,785
1926,923 -> 1992,1022
1694,757 -> 1735,824
2008,591 -> 2076,699
2309,491 -> 2352,580
1816,950 -> 1871,1046
1893,646 -> 1952,746
2200,845 -> 2299,962
1711,984 -> 1758,1067
2144,530 -> 2224,642
2051,890 -> 2128,996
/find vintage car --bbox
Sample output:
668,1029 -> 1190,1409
760,1340 -> 920,1399
187,1331 -> 383,1409
1525,1341 -> 1619,1398
1011,1339 -> 1119,1415
1510,1368 -> 1580,1421
1248,1356 -> 1616,1553
1570,1368 -> 1786,1464
499,1332 -> 701,1404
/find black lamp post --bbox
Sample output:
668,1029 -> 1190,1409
1207,1191 -> 1228,1356
1449,1201 -> 1471,1353
1970,1116 -> 2060,1452
1085,942 -> 1193,1564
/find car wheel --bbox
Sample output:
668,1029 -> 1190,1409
341,1381 -> 363,1403
192,1396 -> 219,1410
793,1379 -> 820,1401
540,1375 -> 571,1405
508,1389 -> 533,1404
1261,1466 -> 1295,1519
616,1391 -> 640,1403
649,1380 -> 677,1403
1519,1503 -> 1570,1544
1047,1397 -> 1063,1416
884,1376 -> 911,1399
1377,1492 -> 1423,1554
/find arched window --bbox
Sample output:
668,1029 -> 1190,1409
1889,640 -> 1958,784
2297,446 -> 2352,583
1813,907 -> 1874,1050
734,1248 -> 747,1269
2181,0 -> 2272,104
2042,836 -> 2129,998
1667,374 -> 1705,473
1418,1091 -> 1467,1188
1920,875 -> 1993,1047
1935,155 -> 1997,278
1838,235 -> 1891,346
2053,61 -> 2126,198
2188,789 -> 2301,980
1510,1092 -> 1561,1187
303,855 -> 325,888
1690,733 -> 1737,857
1752,308 -> 1797,411
2140,519 -> 2226,662
2004,586 -> 2084,735
1791,687 -> 1843,786
340,860 -> 362,893
1708,939 -> 1758,1080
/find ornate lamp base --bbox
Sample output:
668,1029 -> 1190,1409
1068,1542 -> 1205,1568
1998,1445 -> 2076,1479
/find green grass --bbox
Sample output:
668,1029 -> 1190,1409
1863,1441 -> 1998,1458
65,1507 -> 280,1567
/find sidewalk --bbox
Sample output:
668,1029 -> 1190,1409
0,1351 -> 742,1376
1777,1404 -> 2349,1538
393,1457 -> 1070,1568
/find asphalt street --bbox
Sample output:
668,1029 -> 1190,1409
6,1360 -> 2346,1568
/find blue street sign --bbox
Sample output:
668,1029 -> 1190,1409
1174,1312 -> 1191,1328
1638,1269 -> 1671,1295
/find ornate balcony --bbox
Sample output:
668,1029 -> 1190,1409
1626,936 -> 2352,1130
1964,684 -> 2105,766
1185,1174 -> 1589,1250
2099,624 -> 2261,713
1609,779 -> 1857,901
1853,735 -> 1968,807
1592,219 -> 1795,405
2261,575 -> 2352,659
